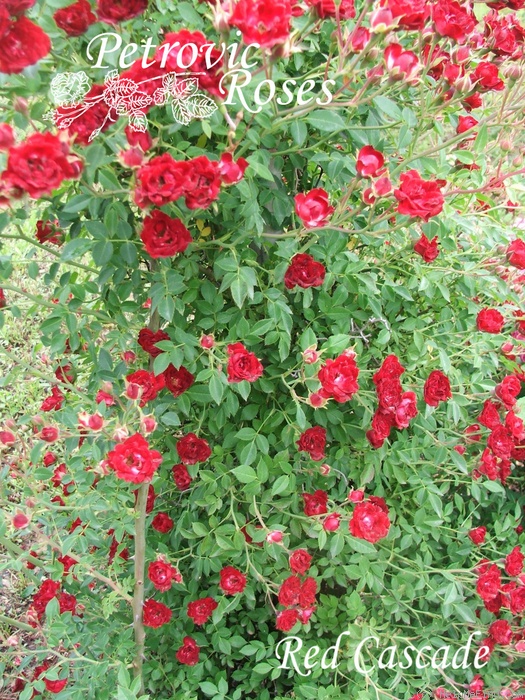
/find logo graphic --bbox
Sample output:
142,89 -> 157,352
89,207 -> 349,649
46,70 -> 218,141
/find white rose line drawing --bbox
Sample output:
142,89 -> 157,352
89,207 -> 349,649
45,70 -> 218,141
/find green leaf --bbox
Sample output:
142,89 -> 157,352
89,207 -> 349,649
232,465 -> 258,483
306,110 -> 347,132
199,682 -> 218,697
209,373 -> 224,405
271,475 -> 289,496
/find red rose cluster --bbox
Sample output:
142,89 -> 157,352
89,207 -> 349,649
367,355 -> 418,449
0,1 -> 50,74
54,0 -> 97,36
276,550 -> 317,631
126,362 -> 194,405
135,153 -> 246,210
0,132 -> 83,200
474,545 -> 525,658
28,578 -> 77,625
472,374 -> 524,484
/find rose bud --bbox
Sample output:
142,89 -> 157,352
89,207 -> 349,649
302,346 -> 319,364
12,512 -> 30,529
349,27 -> 370,52
0,430 -> 15,445
141,416 -> 157,434
118,147 -> 144,168
39,426 -> 59,442
454,445 -> 466,455
349,489 -> 365,502
323,513 -> 341,532
320,463 -> 331,476
122,351 -> 136,363
112,426 -> 129,442
125,382 -> 141,400
200,334 -> 215,349
370,8 -> 395,32
266,530 -> 284,544
308,392 -> 328,408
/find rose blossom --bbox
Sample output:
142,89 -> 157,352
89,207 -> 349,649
349,501 -> 391,543
226,342 -> 263,383
107,433 -> 162,483
296,426 -> 327,461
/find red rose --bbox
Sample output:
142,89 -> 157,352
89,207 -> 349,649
318,351 -> 359,403
126,370 -> 165,406
187,596 -> 218,625
176,636 -> 200,665
432,0 -> 476,43
218,153 -> 249,184
414,234 -> 439,262
356,145 -> 385,177
394,170 -> 445,221
478,400 -> 501,429
172,463 -> 192,491
148,560 -> 179,592
507,239 -> 525,269
303,489 -> 328,516
39,426 -> 59,442
423,370 -> 451,407
140,210 -> 192,259
0,0 -> 37,15
54,0 -> 97,36
176,433 -> 211,464
138,328 -> 170,358
162,364 -> 195,398
44,677 -> 68,694
496,375 -> 521,409
41,387 -> 65,412
2,132 -> 82,199
457,115 -> 478,135
472,62 -> 505,92
230,0 -> 292,48
276,609 -> 299,631
0,17 -> 51,74
376,378 -> 402,413
505,546 -> 524,576
227,342 -> 263,383
57,83 -> 115,146
488,619 -> 512,645
36,220 -> 63,246
476,564 -> 501,601
278,575 -> 301,606
0,123 -> 14,151
96,0 -> 148,23
143,599 -> 172,628
386,0 -> 429,29
159,30 -> 224,97
183,156 -> 221,210
510,586 -> 525,615
135,154 -> 188,208
107,433 -> 162,483
289,549 -> 312,575
297,426 -> 327,461
125,125 -> 152,152
394,391 -> 418,429
294,188 -> 334,228
284,253 -> 326,290
477,308 -> 505,333
349,501 -> 391,543
298,576 -> 317,608
151,512 -> 173,533
219,566 -> 247,595
487,425 -> 514,459
384,44 -> 420,83
306,0 -> 355,19
469,526 -> 487,545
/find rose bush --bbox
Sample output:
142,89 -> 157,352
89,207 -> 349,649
1,0 -> 525,699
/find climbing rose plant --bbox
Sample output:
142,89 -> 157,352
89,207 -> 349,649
0,0 -> 525,698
